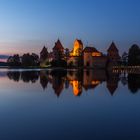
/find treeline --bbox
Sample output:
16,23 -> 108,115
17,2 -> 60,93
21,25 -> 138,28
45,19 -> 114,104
128,44 -> 140,66
7,53 -> 39,67
121,44 -> 140,66
7,53 -> 67,68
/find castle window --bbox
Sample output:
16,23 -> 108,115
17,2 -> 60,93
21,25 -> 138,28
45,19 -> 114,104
92,52 -> 101,57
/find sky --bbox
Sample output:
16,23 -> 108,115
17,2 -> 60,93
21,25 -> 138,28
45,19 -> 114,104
0,0 -> 140,55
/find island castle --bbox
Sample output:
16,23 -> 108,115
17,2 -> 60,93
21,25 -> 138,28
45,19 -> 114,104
40,39 -> 121,68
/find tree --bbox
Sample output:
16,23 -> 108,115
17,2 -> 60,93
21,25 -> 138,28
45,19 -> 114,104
122,52 -> 128,66
31,53 -> 39,66
21,53 -> 39,67
128,44 -> 140,66
22,53 -> 32,66
7,54 -> 21,66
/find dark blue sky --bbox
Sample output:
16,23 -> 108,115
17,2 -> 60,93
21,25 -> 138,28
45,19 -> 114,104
0,0 -> 140,55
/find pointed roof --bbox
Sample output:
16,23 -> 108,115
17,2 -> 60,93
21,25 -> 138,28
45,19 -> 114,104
53,39 -> 64,50
107,84 -> 118,96
107,42 -> 119,52
53,84 -> 63,97
76,39 -> 83,45
40,77 -> 48,90
40,71 -> 48,90
83,46 -> 99,53
40,46 -> 48,54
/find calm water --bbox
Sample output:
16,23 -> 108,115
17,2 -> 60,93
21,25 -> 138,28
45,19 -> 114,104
0,69 -> 140,140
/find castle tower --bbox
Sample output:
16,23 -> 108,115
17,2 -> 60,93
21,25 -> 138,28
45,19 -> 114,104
107,42 -> 120,62
53,39 -> 64,60
40,46 -> 49,67
72,39 -> 83,56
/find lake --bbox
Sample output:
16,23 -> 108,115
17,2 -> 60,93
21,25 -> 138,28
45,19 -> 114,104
0,69 -> 140,140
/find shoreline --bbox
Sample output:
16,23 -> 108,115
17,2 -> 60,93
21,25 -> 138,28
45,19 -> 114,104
0,66 -> 107,70
0,66 -> 140,74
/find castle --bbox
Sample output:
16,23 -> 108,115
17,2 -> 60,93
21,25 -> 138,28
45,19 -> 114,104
40,39 -> 121,68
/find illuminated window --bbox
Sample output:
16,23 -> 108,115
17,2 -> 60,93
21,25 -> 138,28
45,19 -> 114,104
92,52 -> 101,57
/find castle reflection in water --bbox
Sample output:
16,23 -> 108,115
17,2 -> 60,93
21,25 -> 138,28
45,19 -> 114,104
6,69 -> 140,96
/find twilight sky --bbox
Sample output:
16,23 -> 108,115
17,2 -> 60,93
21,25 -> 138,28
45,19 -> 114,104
0,0 -> 140,55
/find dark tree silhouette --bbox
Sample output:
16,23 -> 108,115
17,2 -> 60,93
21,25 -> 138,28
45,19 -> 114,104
7,71 -> 20,82
21,71 -> 39,83
121,52 -> 128,66
128,44 -> 140,66
128,74 -> 140,94
7,54 -> 21,66
21,53 -> 39,67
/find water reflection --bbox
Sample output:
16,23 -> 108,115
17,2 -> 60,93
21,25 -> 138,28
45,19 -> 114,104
4,69 -> 140,96
106,71 -> 120,96
128,74 -> 140,93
